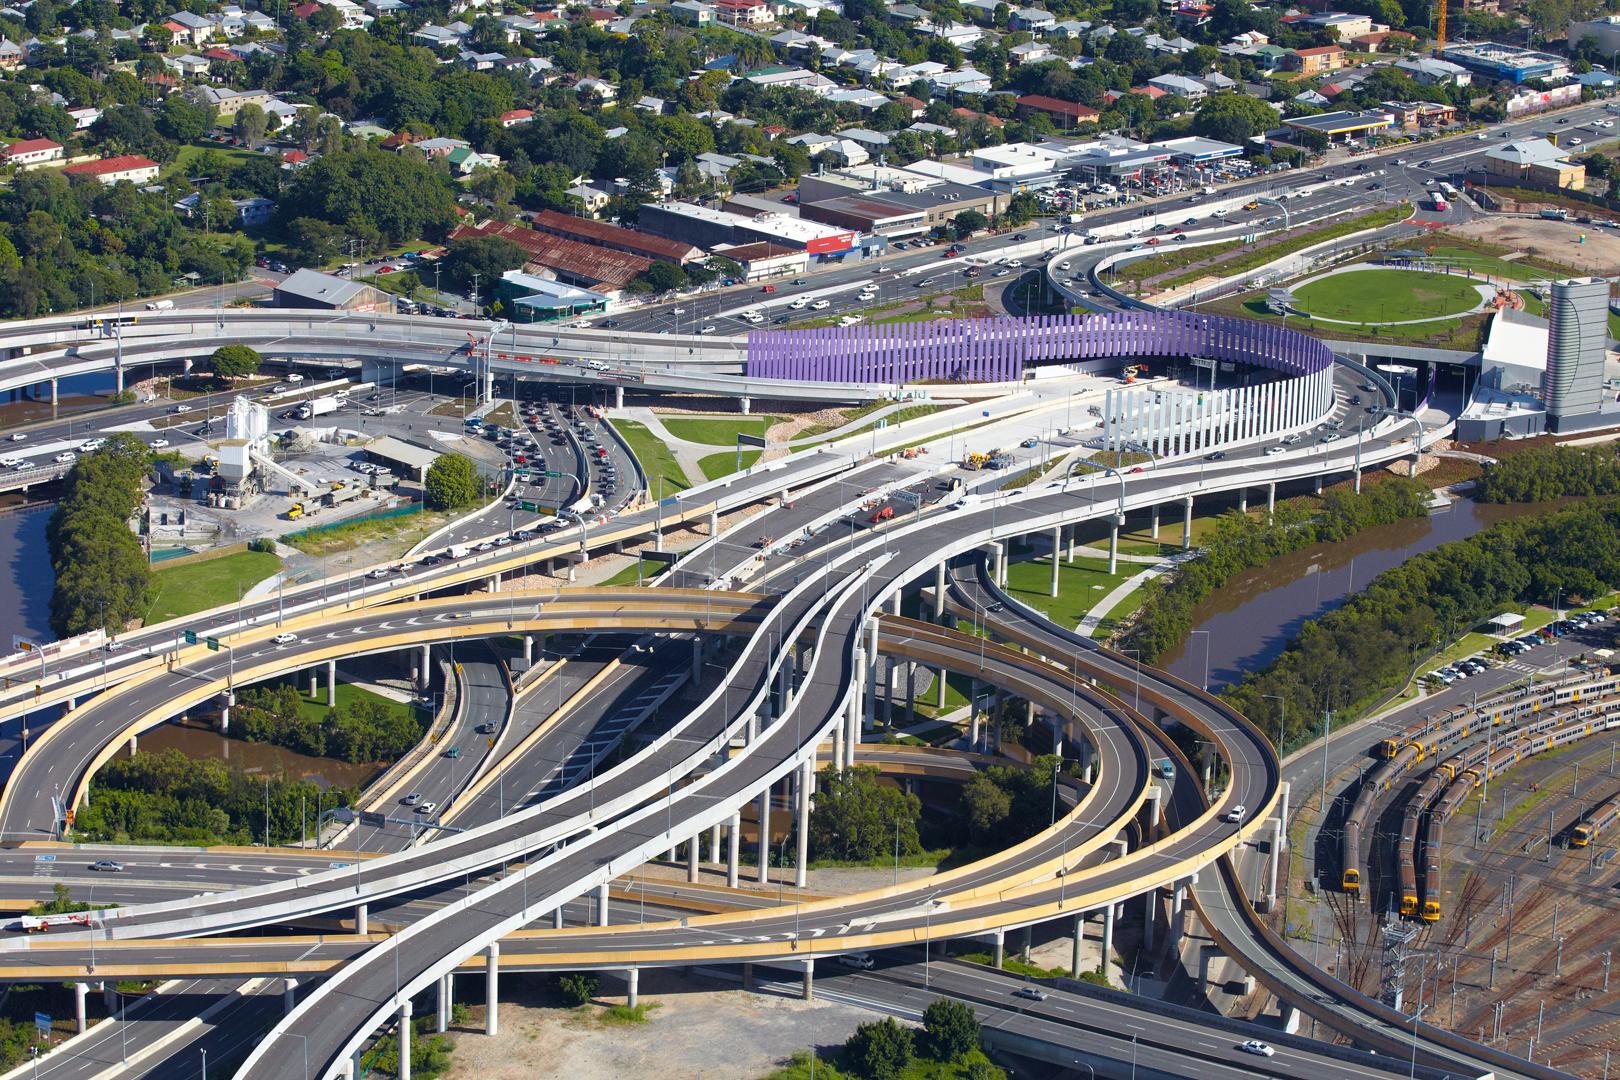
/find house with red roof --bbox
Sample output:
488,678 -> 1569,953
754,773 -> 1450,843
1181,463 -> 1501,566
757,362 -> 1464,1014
1,138 -> 63,167
64,155 -> 160,185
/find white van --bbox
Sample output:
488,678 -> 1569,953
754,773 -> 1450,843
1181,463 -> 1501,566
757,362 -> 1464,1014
838,953 -> 875,970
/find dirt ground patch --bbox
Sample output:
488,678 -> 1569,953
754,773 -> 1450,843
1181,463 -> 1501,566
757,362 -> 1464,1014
441,968 -> 882,1080
1444,216 -> 1620,277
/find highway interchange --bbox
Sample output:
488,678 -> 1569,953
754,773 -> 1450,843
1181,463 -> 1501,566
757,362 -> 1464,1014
0,102 -> 1610,1080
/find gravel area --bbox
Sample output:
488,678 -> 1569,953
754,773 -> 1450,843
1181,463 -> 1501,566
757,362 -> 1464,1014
441,968 -> 879,1080
1445,216 -> 1620,277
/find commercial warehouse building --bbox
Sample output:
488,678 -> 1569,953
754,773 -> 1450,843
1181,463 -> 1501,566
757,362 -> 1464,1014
450,218 -> 651,295
637,201 -> 858,258
273,268 -> 391,312
526,209 -> 702,265
1440,42 -> 1569,84
799,181 -> 997,239
493,270 -> 610,323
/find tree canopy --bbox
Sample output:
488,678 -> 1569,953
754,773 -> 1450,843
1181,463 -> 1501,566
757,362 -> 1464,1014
47,433 -> 152,636
424,452 -> 481,511
209,344 -> 262,381
807,766 -> 922,862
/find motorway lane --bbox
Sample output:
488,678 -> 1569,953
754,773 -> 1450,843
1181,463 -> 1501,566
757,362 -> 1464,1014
0,591 -> 767,843
813,958 -> 1433,1080
340,652 -> 509,854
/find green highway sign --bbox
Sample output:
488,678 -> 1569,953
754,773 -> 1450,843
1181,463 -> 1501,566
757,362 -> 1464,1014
545,470 -> 564,479
518,501 -> 538,512
205,637 -> 221,651
183,630 -> 198,645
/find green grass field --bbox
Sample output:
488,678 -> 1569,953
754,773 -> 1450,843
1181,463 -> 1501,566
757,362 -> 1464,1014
145,550 -> 281,624
611,418 -> 691,494
1293,269 -> 1481,323
1000,553 -> 1139,630
268,680 -> 422,726
659,416 -> 774,446
697,448 -> 761,481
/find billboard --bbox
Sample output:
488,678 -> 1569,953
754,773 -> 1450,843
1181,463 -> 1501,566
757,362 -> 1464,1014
1505,83 -> 1580,118
806,231 -> 856,255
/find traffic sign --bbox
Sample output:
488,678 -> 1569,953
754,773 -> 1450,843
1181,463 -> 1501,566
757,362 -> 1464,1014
737,434 -> 766,449
205,637 -> 221,651
518,501 -> 538,513
545,470 -> 564,479
359,811 -> 386,828
183,630 -> 198,645
34,1012 -> 50,1038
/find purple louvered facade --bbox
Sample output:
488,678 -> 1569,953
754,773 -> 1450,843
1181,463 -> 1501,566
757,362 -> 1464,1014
744,311 -> 1334,385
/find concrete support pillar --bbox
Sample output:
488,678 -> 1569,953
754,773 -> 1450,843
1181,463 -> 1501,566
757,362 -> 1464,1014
1182,496 -> 1193,550
74,981 -> 87,1033
397,1000 -> 413,1080
802,958 -> 815,1001
969,698 -> 981,752
757,784 -> 772,884
309,668 -> 319,699
1050,526 -> 1061,598
1071,915 -> 1085,977
523,635 -> 533,666
48,378 -> 57,417
1143,888 -> 1156,952
128,733 -> 138,755
490,572 -> 502,594
709,509 -> 719,537
597,883 -> 610,927
283,977 -> 298,1015
102,983 -> 115,1015
1108,515 -> 1121,576
485,943 -> 500,1036
688,832 -> 700,883
1103,902 -> 1115,968
437,974 -> 451,1033
796,759 -> 812,888
1198,945 -> 1222,994
1266,482 -> 1277,522
1279,782 -> 1291,839
992,928 -> 1005,969
1314,474 -> 1324,495
1268,818 -> 1283,901
1145,787 -> 1162,832
553,908 -> 564,930
740,396 -> 751,415
710,822 -> 722,864
933,562 -> 947,621
1066,525 -> 1076,563
743,964 -> 754,991
1237,488 -> 1247,515
846,650 -> 864,767
418,644 -> 431,690
326,659 -> 337,708
626,967 -> 639,1008
1150,504 -> 1160,539
936,667 -> 947,709
1172,875 -> 1192,957
865,623 -> 879,727
727,811 -> 741,889
614,384 -> 624,410
356,903 -> 368,935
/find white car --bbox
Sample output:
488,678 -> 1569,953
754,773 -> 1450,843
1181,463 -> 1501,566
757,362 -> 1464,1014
1239,1040 -> 1275,1057
1571,137 -> 1584,145
811,300 -> 831,310
837,953 -> 875,970
789,298 -> 809,309
150,438 -> 169,448
1264,445 -> 1286,457
172,404 -> 192,414
53,452 -> 76,464
415,801 -> 438,815
671,307 -> 686,314
698,325 -> 717,334
1225,805 -> 1247,823
272,632 -> 298,645
8,433 -> 24,441
1476,132 -> 1489,140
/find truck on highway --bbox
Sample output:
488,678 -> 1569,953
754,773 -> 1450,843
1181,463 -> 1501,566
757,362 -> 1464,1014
1540,208 -> 1569,221
145,299 -> 174,311
296,394 -> 344,420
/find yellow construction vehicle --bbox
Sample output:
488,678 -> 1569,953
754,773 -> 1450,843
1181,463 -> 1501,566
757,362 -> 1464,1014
964,452 -> 990,470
